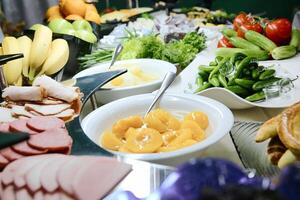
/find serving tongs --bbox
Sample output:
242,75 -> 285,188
0,132 -> 29,150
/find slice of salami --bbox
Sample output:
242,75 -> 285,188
0,147 -> 24,161
12,142 -> 47,156
0,123 -> 10,132
15,188 -> 33,200
10,119 -> 40,135
27,116 -> 65,132
0,154 -> 9,169
28,132 -> 72,151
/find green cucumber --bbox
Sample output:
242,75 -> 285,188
229,37 -> 261,50
216,48 -> 269,61
245,30 -> 277,52
289,29 -> 300,48
271,45 -> 297,60
221,28 -> 237,37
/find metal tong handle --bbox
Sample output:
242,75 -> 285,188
109,44 -> 123,69
144,71 -> 176,117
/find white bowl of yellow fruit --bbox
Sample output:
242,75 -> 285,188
74,59 -> 177,104
81,93 -> 234,164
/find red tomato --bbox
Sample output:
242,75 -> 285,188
265,18 -> 292,45
233,13 -> 254,30
217,37 -> 234,48
237,23 -> 263,38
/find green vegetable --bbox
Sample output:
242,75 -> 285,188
289,29 -> 300,48
199,65 -> 215,72
208,57 -> 230,82
182,32 -> 207,52
244,30 -> 277,52
230,52 -> 247,64
194,82 -> 212,93
271,45 -> 297,60
209,76 -> 220,87
252,78 -> 281,91
226,85 -> 249,96
216,48 -> 270,60
215,56 -> 223,64
228,37 -> 261,50
196,76 -> 204,87
221,28 -> 237,37
230,56 -> 253,81
78,49 -> 113,69
209,61 -> 217,66
242,68 -> 251,76
251,68 -> 261,79
198,71 -> 209,81
245,91 -> 266,102
235,78 -> 255,89
218,74 -> 227,87
259,69 -> 276,80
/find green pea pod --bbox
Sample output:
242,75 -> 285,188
218,74 -> 227,87
210,76 -> 220,87
235,78 -> 256,89
245,91 -> 266,102
230,52 -> 247,65
252,78 -> 281,91
259,69 -> 276,80
230,56 -> 254,81
198,71 -> 209,81
199,65 -> 215,73
209,57 -> 230,82
215,56 -> 223,64
194,82 -> 212,93
251,68 -> 261,79
196,76 -> 204,87
226,85 -> 250,96
209,61 -> 218,66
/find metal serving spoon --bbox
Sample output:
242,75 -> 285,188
144,71 -> 177,117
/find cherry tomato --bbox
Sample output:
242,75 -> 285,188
233,13 -> 254,30
265,18 -> 292,45
237,23 -> 263,38
217,37 -> 234,48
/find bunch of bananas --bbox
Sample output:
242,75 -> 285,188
0,25 -> 69,86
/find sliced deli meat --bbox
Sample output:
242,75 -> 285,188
27,116 -> 65,132
9,119 -> 39,134
15,188 -> 33,200
24,103 -> 71,116
12,142 -> 47,156
0,154 -> 9,169
11,105 -> 36,118
2,86 -> 45,102
0,123 -> 10,132
1,185 -> 15,200
0,147 -> 24,161
0,107 -> 15,123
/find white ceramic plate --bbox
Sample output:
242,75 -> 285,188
168,50 -> 300,109
81,93 -> 234,164
74,59 -> 177,104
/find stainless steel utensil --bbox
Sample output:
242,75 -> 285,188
108,44 -> 123,69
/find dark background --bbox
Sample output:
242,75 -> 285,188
97,0 -> 300,20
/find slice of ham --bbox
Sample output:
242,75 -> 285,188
1,185 -> 15,200
1,157 -> 26,185
0,147 -> 24,161
13,156 -> 47,188
72,157 -> 132,200
0,173 -> 2,197
33,190 -> 44,200
2,86 -> 45,102
15,188 -> 33,200
26,116 -> 65,132
54,109 -> 75,120
12,142 -> 47,156
33,76 -> 79,103
24,104 -> 71,116
59,192 -> 74,200
40,156 -> 70,192
38,98 -> 64,105
9,119 -> 40,135
0,123 -> 10,132
11,105 -> 35,118
44,192 -> 60,200
28,132 -> 72,151
0,107 -> 15,123
0,154 -> 9,169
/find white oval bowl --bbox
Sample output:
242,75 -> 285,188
74,59 -> 177,104
81,93 -> 234,164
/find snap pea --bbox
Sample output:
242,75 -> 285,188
218,74 -> 227,87
235,78 -> 256,89
196,76 -> 204,87
226,85 -> 250,96
259,69 -> 276,80
215,56 -> 223,64
245,91 -> 266,102
252,78 -> 281,91
209,61 -> 217,66
209,76 -> 220,87
199,65 -> 215,73
198,71 -> 209,81
208,57 -> 230,83
230,52 -> 247,65
194,82 -> 212,93
230,56 -> 254,81
251,68 -> 261,79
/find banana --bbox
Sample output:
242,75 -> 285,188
0,47 -> 3,55
2,36 -> 23,85
17,36 -> 32,77
29,25 -> 52,80
36,39 -> 69,76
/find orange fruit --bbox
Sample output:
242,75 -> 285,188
85,11 -> 101,24
65,14 -> 84,20
61,0 -> 87,17
85,3 -> 98,13
46,5 -> 61,19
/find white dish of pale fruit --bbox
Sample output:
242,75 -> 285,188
74,59 -> 177,104
81,93 -> 233,164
